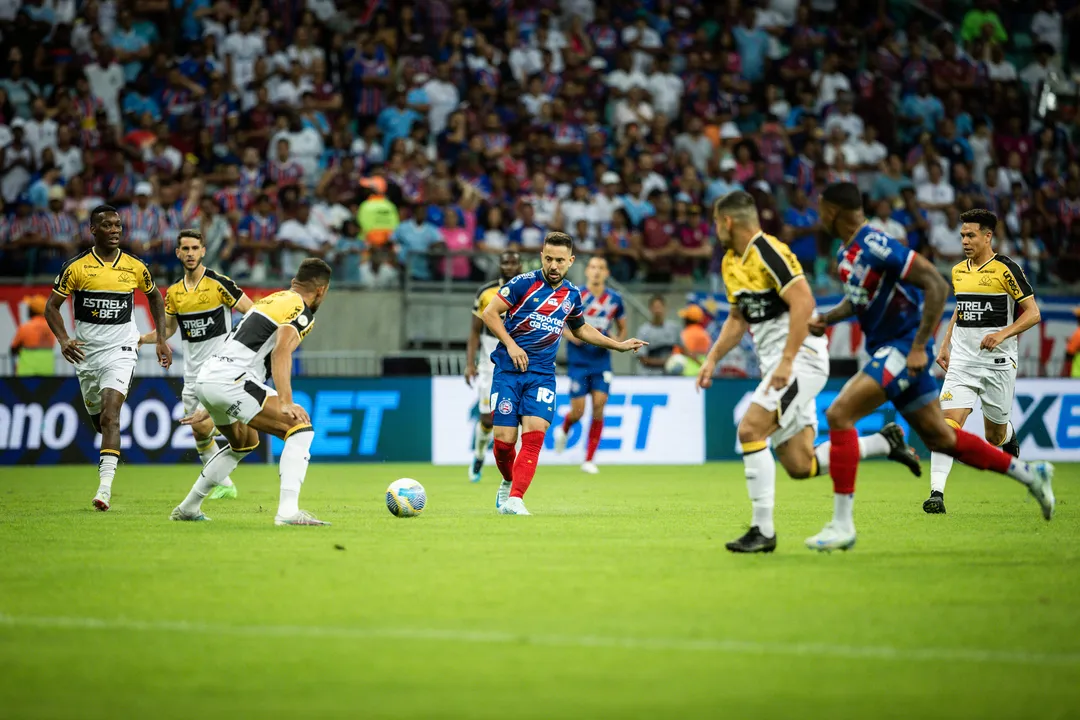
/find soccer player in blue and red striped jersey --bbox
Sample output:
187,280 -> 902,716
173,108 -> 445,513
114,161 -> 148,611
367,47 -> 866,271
554,256 -> 626,473
481,233 -> 647,515
806,182 -> 1055,551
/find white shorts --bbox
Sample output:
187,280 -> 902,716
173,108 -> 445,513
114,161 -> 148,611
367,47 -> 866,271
181,380 -> 204,416
196,374 -> 277,427
75,347 -> 138,416
477,337 -> 498,414
750,348 -> 830,448
940,363 -> 1016,425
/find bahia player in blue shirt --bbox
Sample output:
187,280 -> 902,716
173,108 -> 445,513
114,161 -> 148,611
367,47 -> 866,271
554,256 -> 626,475
806,182 -> 1054,551
481,233 -> 647,515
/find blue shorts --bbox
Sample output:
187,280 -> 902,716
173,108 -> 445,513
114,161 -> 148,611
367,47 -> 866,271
490,367 -> 557,427
863,343 -> 939,414
568,367 -> 612,399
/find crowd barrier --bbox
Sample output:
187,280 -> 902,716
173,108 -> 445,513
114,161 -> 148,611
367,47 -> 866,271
2,376 -> 1078,465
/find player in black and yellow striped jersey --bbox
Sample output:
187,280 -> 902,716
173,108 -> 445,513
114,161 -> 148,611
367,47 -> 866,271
698,191 -> 918,553
926,209 -> 1042,514
170,258 -> 332,526
43,204 -> 173,512
139,229 -> 254,501
464,251 -> 523,483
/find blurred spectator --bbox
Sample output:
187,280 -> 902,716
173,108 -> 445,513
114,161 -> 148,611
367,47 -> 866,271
9,295 -> 55,376
393,204 -> 442,282
869,199 -> 908,244
676,303 -> 711,375
636,294 -> 680,375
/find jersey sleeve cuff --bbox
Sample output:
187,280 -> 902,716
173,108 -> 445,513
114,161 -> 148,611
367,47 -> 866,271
900,251 -> 915,280
51,289 -> 69,298
778,273 -> 805,294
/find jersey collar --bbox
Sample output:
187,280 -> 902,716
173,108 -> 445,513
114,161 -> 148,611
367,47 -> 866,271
967,253 -> 997,271
90,247 -> 122,267
183,267 -> 207,292
740,231 -> 764,262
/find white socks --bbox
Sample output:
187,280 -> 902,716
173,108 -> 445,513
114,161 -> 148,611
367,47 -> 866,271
98,453 -> 118,493
474,421 -> 493,460
743,447 -> 776,538
197,438 -> 235,488
833,493 -> 855,533
814,432 -> 893,475
277,429 -> 314,518
930,452 -> 953,493
179,446 -> 250,515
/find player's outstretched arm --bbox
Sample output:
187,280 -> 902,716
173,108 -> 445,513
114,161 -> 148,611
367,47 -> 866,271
773,276 -> 814,389
569,321 -> 647,353
272,325 -> 309,425
145,287 -> 173,369
697,306 -> 748,390
482,294 -> 529,372
811,298 -> 855,334
900,252 -> 949,374
982,296 -> 1041,351
45,291 -> 84,364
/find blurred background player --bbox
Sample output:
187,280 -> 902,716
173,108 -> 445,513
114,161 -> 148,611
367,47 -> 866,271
465,250 -> 523,483
699,191 -> 918,554
554,255 -> 626,474
45,205 -> 172,511
139,229 -> 253,501
926,210 -> 1038,513
635,295 -> 681,375
171,258 -> 332,526
481,233 -> 647,515
10,295 -> 55,376
808,183 -> 1054,551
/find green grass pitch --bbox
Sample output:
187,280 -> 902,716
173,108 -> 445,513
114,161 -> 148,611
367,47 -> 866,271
1,461 -> 1078,719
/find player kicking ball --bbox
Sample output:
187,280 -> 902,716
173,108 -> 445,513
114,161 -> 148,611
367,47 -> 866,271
698,191 -> 920,553
45,205 -> 172,511
554,255 -> 626,474
139,229 -> 253,501
806,183 -> 1053,551
170,258 -> 333,526
481,232 -> 647,515
465,250 -> 523,483
926,209 -> 1039,514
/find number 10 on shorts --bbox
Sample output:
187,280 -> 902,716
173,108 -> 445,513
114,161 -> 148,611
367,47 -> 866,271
536,387 -> 555,404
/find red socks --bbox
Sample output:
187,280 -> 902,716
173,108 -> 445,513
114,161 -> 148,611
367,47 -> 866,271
493,439 -> 517,484
951,429 -> 1012,473
829,428 -> 859,495
586,419 -> 603,461
510,431 -> 545,499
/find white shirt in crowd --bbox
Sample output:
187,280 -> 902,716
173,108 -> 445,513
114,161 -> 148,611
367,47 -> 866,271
423,78 -> 459,135
605,68 -> 649,95
985,59 -> 1017,82
767,0 -> 799,25
306,0 -> 340,24
0,0 -> 21,21
930,222 -> 964,259
824,141 -> 858,167
521,92 -> 552,118
811,70 -> 851,113
590,193 -> 624,227
996,166 -> 1028,192
1031,10 -> 1063,55
223,31 -> 265,90
869,216 -> 908,244
11,117 -> 58,162
823,111 -> 864,140
621,24 -> 662,74
640,170 -> 668,200
916,179 -> 956,229
647,71 -> 684,119
288,44 -> 325,71
558,198 -> 594,234
54,145 -> 85,180
612,99 -> 655,135
911,157 -> 951,186
84,60 -> 126,127
271,128 -> 324,182
508,45 -> 543,85
277,218 -> 328,276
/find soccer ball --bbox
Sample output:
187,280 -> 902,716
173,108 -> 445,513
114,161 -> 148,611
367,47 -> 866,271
664,353 -> 688,375
386,478 -> 426,518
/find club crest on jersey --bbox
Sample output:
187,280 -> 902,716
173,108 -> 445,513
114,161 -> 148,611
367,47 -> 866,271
941,390 -> 953,401
979,275 -> 993,286
199,292 -> 211,303
561,298 -> 573,313
500,286 -> 511,297
118,271 -> 133,283
498,398 -> 513,415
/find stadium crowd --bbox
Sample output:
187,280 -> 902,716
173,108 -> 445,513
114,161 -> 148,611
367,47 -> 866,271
0,0 -> 1079,289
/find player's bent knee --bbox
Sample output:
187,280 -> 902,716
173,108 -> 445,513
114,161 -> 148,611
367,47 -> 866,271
737,421 -> 768,446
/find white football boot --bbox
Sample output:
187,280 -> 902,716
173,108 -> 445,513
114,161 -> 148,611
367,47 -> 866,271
1028,461 -> 1056,520
805,522 -> 857,552
554,426 -> 568,454
580,461 -> 599,474
92,490 -> 111,512
498,496 -> 530,515
495,480 -> 511,510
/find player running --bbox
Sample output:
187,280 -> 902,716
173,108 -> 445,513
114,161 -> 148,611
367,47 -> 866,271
45,204 -> 173,511
926,209 -> 1039,513
807,182 -> 1054,551
481,232 -> 647,515
170,258 -> 333,526
554,255 -> 626,474
465,250 -> 523,483
698,191 -> 919,553
139,229 -> 253,500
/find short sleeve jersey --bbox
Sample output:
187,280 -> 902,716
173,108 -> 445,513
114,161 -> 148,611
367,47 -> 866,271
165,268 -> 245,380
491,269 -> 585,375
949,254 -> 1034,369
836,225 -> 925,353
52,248 -> 156,358
203,289 -> 314,382
722,232 -> 826,370
566,286 -> 625,371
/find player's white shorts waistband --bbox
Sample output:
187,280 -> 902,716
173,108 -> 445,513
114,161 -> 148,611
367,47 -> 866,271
940,362 -> 1016,425
196,374 -> 277,427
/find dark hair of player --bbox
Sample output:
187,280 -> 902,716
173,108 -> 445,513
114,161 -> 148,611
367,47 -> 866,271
712,190 -> 756,217
648,293 -> 666,305
90,204 -> 118,226
295,257 -> 333,287
822,182 -> 863,211
543,231 -> 574,254
959,208 -> 997,232
178,228 -> 204,245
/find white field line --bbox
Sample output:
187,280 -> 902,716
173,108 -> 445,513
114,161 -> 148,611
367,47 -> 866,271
0,613 -> 1077,667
